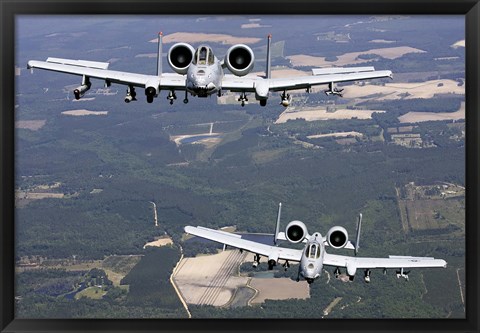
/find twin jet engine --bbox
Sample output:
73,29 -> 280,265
167,42 -> 255,76
285,220 -> 349,249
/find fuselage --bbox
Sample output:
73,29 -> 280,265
300,233 -> 325,284
185,45 -> 223,97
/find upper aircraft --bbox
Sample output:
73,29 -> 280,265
27,33 -> 393,107
184,203 -> 447,284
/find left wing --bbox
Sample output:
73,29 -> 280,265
184,226 -> 303,262
323,252 -> 447,270
27,57 -> 186,90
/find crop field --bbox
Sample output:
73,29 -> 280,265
345,79 -> 464,101
275,107 -> 384,123
287,46 -> 426,67
61,110 -> 109,116
15,120 -> 47,131
396,184 -> 464,234
249,277 -> 310,304
151,32 -> 262,45
398,102 -> 465,123
173,250 -> 249,307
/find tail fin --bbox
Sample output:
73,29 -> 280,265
354,213 -> 362,255
274,202 -> 282,245
265,34 -> 272,79
157,32 -> 163,76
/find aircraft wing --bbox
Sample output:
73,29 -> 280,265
184,226 -> 303,262
267,70 -> 393,92
323,252 -> 447,270
27,58 -> 186,90
221,69 -> 392,93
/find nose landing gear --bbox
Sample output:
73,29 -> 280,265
238,92 -> 248,107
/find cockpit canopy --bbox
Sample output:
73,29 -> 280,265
193,45 -> 214,66
306,243 -> 321,259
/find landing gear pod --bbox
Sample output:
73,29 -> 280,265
145,78 -> 160,103
73,84 -> 90,100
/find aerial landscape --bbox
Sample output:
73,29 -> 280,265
14,15 -> 465,319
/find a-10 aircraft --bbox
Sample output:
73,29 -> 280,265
184,203 -> 447,284
27,33 -> 393,107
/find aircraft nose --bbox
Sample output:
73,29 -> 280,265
190,81 -> 216,91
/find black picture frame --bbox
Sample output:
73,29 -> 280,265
1,1 -> 479,332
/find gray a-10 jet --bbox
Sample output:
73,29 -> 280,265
184,203 -> 446,284
27,33 -> 393,107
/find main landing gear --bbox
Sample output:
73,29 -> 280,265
167,90 -> 177,105
252,254 -> 260,268
396,268 -> 410,280
324,82 -> 344,97
124,86 -> 137,103
364,269 -> 371,283
280,91 -> 291,107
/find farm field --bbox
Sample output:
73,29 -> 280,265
343,80 -> 464,101
151,32 -> 262,45
398,102 -> 465,123
287,46 -> 426,67
396,183 -> 465,235
249,277 -> 310,304
61,110 -> 108,116
15,120 -> 47,131
275,107 -> 384,123
173,250 -> 249,307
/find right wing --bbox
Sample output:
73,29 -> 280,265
184,226 -> 303,262
267,69 -> 393,92
27,57 -> 186,90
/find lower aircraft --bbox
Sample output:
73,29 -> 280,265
184,203 -> 447,284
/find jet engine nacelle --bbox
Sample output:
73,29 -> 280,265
168,43 -> 195,75
285,220 -> 309,244
224,44 -> 255,77
326,226 -> 349,249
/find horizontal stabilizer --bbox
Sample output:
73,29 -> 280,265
312,66 -> 376,76
46,57 -> 110,70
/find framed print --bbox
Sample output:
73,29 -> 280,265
1,0 -> 479,332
